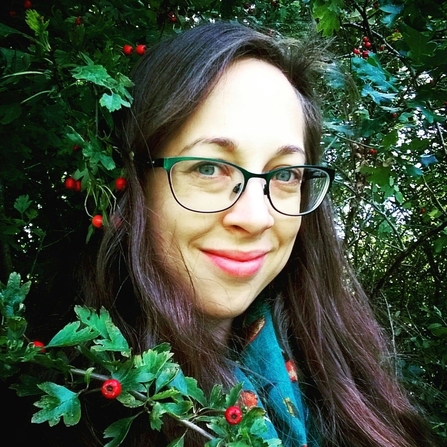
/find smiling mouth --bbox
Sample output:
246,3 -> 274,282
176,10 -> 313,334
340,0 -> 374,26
202,250 -> 267,277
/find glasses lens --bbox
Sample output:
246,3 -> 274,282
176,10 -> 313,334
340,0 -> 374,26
170,159 -> 244,212
269,167 -> 330,216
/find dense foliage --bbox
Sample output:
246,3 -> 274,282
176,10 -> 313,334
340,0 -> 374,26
1,0 -> 446,443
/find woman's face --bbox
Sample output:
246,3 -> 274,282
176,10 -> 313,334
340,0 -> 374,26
146,59 -> 305,334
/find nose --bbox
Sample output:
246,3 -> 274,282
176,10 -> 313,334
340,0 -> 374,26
222,178 -> 274,234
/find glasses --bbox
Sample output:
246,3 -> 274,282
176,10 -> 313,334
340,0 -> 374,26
151,157 -> 335,216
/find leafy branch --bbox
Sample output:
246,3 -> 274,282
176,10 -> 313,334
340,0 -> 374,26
0,273 -> 282,447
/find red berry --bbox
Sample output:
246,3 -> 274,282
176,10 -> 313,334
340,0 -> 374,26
363,36 -> 369,42
122,44 -> 133,56
392,112 -> 398,118
73,144 -> 81,152
167,11 -> 177,23
369,148 -> 377,155
75,16 -> 83,26
238,390 -> 258,409
32,340 -> 46,353
23,0 -> 32,9
9,10 -> 17,17
101,379 -> 122,399
74,180 -> 82,192
225,406 -> 243,425
135,44 -> 146,56
365,41 -> 372,48
420,208 -> 426,214
353,48 -> 361,55
64,177 -> 76,190
91,214 -> 103,229
362,50 -> 369,59
115,177 -> 127,191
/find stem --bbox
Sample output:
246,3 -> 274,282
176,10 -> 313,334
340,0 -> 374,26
69,367 -> 215,441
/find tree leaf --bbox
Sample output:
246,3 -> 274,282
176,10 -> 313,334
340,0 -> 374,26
0,272 -> 31,319
104,415 -> 139,447
32,382 -> 81,427
47,321 -> 99,347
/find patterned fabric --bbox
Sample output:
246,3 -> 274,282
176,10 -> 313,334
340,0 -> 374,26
234,299 -> 315,447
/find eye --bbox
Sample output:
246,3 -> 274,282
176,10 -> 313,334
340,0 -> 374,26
273,168 -> 302,183
197,163 -> 219,176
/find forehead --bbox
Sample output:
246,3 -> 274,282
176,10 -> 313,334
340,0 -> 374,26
160,58 -> 306,165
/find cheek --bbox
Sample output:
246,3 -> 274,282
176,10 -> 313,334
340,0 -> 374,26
282,217 -> 301,246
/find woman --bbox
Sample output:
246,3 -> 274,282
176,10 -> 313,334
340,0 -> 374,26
84,21 -> 436,446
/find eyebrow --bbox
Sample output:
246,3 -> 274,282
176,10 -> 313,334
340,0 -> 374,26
179,137 -> 306,157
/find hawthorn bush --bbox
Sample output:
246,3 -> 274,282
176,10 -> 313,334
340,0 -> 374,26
1,0 -> 446,443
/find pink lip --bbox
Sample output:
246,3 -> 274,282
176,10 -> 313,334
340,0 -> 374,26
202,250 -> 267,277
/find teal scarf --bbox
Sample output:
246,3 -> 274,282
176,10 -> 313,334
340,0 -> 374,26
234,300 -> 316,447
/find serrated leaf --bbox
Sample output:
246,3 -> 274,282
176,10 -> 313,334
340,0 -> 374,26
312,0 -> 343,36
10,374 -> 43,397
72,64 -> 111,87
100,92 -> 130,112
151,388 -> 181,401
184,376 -> 207,406
361,84 -> 396,104
149,401 -> 166,431
32,382 -> 81,427
104,415 -> 139,447
225,382 -> 243,407
155,365 -> 178,393
160,400 -> 193,417
75,306 -> 130,355
46,321 -> 99,347
380,3 -> 403,27
208,384 -> 225,408
167,435 -> 185,447
0,272 -> 31,319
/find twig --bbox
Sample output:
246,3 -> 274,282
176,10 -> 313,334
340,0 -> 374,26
70,367 -> 215,441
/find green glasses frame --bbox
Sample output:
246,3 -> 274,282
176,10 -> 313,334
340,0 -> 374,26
151,156 -> 335,216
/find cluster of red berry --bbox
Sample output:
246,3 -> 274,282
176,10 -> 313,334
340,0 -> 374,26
9,0 -> 33,17
122,44 -> 146,56
353,36 -> 372,59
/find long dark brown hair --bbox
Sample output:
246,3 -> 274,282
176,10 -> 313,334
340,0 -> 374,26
84,21 -> 436,447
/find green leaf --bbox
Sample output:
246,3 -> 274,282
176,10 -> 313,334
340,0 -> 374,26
149,401 -> 166,430
75,306 -> 130,354
361,84 -> 396,104
184,376 -> 207,406
72,64 -> 111,88
0,272 -> 31,319
167,435 -> 185,447
352,55 -> 397,93
0,103 -> 22,124
0,23 -> 26,37
104,415 -> 139,447
100,92 -> 131,112
47,321 -> 100,347
312,0 -> 343,36
32,382 -> 81,427
155,365 -> 178,393
225,382 -> 243,407
13,195 -> 32,215
160,400 -> 193,417
402,26 -> 436,65
380,3 -> 404,27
